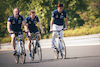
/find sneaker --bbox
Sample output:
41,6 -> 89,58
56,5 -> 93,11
29,53 -> 33,60
13,51 -> 16,56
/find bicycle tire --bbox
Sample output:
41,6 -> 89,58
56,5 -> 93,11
14,55 -> 19,64
14,41 -> 19,64
31,41 -> 35,61
53,41 -> 59,59
20,42 -> 26,64
60,39 -> 66,59
36,42 -> 42,61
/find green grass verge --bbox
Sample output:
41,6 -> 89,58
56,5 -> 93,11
0,26 -> 100,43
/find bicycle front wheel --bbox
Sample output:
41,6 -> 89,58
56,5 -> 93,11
14,55 -> 19,64
36,42 -> 42,61
14,41 -> 19,64
60,39 -> 66,59
53,41 -> 59,59
20,42 -> 26,64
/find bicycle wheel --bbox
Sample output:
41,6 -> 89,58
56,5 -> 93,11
36,42 -> 42,61
60,39 -> 66,59
14,55 -> 19,64
31,41 -> 35,61
14,41 -> 19,64
53,41 -> 59,59
20,42 -> 26,64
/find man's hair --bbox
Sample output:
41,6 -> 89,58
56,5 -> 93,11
13,8 -> 19,13
30,10 -> 35,14
57,3 -> 63,7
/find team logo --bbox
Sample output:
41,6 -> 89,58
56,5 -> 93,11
29,21 -> 31,24
60,13 -> 64,19
34,21 -> 37,24
12,20 -> 15,24
60,15 -> 64,19
8,18 -> 10,21
61,13 -> 63,15
18,20 -> 21,24
52,14 -> 54,16
55,15 -> 58,18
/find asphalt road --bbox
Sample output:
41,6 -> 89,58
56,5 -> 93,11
0,45 -> 100,67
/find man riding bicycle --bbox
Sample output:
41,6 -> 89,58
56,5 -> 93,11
25,10 -> 45,60
50,3 -> 68,50
7,8 -> 29,55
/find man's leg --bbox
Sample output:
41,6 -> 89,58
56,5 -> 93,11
52,31 -> 57,48
27,34 -> 33,59
11,34 -> 16,51
11,34 -> 16,55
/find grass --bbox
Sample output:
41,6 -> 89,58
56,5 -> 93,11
0,26 -> 100,43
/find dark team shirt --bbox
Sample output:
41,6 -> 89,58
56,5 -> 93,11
51,9 -> 68,25
7,15 -> 24,32
25,15 -> 39,32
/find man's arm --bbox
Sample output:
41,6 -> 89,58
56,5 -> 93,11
64,17 -> 68,30
37,22 -> 45,34
22,20 -> 29,32
50,17 -> 55,32
7,22 -> 13,33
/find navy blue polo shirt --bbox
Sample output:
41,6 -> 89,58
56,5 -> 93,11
25,15 -> 39,32
51,9 -> 68,25
7,15 -> 24,32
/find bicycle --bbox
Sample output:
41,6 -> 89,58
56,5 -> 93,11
10,31 -> 26,64
29,32 -> 42,61
53,29 -> 66,59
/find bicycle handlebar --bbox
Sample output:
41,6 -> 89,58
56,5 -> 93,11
53,29 -> 66,32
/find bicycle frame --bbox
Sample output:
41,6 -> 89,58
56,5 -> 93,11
55,30 -> 63,51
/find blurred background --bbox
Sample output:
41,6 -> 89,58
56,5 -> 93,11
0,0 -> 100,43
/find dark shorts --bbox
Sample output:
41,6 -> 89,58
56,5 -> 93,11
10,30 -> 23,36
26,28 -> 38,38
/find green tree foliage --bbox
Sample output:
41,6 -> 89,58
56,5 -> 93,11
0,0 -> 100,39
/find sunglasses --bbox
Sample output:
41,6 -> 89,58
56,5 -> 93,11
32,12 -> 35,13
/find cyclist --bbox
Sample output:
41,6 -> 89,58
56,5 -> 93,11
25,10 -> 45,59
7,8 -> 29,55
50,3 -> 68,50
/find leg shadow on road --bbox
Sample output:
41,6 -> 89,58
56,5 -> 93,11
65,55 -> 100,59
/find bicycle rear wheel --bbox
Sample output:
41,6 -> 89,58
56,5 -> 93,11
36,42 -> 42,61
60,39 -> 66,59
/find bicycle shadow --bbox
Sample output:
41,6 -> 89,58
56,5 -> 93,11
25,55 -> 100,64
65,55 -> 100,59
25,58 -> 62,64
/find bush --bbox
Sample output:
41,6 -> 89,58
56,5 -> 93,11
1,26 -> 100,43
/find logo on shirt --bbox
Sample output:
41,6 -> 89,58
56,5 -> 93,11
8,18 -> 10,21
34,21 -> 37,24
29,21 -> 31,24
12,20 -> 15,24
18,20 -> 22,24
60,13 -> 64,19
55,15 -> 58,18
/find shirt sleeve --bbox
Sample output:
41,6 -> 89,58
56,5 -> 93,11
21,15 -> 25,21
64,11 -> 68,18
51,11 -> 55,18
25,17 -> 28,23
36,16 -> 39,22
7,17 -> 11,22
